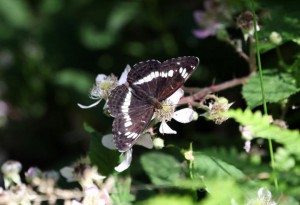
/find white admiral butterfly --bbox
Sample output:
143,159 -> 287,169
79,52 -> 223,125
108,56 -> 199,152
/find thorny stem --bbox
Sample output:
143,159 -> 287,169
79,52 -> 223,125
180,72 -> 254,105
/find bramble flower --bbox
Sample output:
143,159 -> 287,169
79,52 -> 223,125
236,11 -> 260,41
246,187 -> 277,205
78,65 -> 131,109
201,95 -> 233,124
239,125 -> 254,153
25,167 -> 43,186
155,89 -> 197,134
193,0 -> 230,39
60,157 -> 105,188
1,160 -> 22,188
114,149 -> 133,173
72,185 -> 110,205
102,133 -> 154,172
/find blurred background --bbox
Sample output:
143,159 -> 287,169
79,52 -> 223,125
0,0 -> 299,175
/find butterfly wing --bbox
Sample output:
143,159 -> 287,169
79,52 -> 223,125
108,84 -> 154,152
156,56 -> 199,101
127,60 -> 161,97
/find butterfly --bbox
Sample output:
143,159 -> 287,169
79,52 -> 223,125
107,56 -> 199,152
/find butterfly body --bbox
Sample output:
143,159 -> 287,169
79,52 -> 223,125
108,56 -> 199,152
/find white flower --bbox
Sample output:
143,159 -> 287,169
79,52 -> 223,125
239,126 -> 254,153
1,160 -> 22,188
114,149 -> 133,172
60,157 -> 105,188
102,132 -> 153,173
156,89 -> 196,134
101,133 -> 153,150
246,187 -> 277,205
78,65 -> 131,109
72,186 -> 110,205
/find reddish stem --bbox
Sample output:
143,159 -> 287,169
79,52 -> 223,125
180,72 -> 255,105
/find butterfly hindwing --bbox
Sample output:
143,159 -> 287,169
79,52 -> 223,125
108,84 -> 154,152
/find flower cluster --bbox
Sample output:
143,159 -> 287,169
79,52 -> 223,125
200,95 -> 233,124
0,158 -> 112,205
193,0 -> 231,39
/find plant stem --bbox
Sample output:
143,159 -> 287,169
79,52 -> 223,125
251,0 -> 278,189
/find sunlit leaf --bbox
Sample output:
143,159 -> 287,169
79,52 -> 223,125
228,109 -> 300,160
242,69 -> 300,108
140,152 -> 182,186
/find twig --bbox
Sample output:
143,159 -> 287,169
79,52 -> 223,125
180,72 -> 255,105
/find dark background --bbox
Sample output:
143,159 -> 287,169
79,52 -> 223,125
0,0 -> 299,174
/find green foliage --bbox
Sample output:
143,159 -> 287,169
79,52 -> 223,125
140,152 -> 182,186
193,152 -> 245,180
228,109 -> 300,160
54,69 -> 93,94
85,123 -> 119,176
242,69 -> 300,108
111,177 -> 135,205
137,195 -> 194,205
0,0 -> 32,29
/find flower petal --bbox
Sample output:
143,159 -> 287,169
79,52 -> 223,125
159,121 -> 177,134
114,149 -> 132,172
96,74 -> 107,83
193,11 -> 205,23
193,29 -> 214,39
77,100 -> 101,109
244,140 -> 251,153
118,64 -> 131,85
166,88 -> 184,105
173,108 -> 195,123
60,167 -> 75,182
135,133 -> 153,149
101,134 -> 116,150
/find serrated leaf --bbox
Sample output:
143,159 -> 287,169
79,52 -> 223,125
140,152 -> 182,186
85,124 -> 119,176
242,69 -> 300,108
193,152 -> 245,180
259,2 -> 300,53
228,109 -> 300,160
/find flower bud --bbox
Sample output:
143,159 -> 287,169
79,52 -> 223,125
269,32 -> 282,45
153,137 -> 164,149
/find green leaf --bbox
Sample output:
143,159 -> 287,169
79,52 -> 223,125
140,152 -> 182,186
137,195 -> 194,205
111,177 -> 135,205
259,1 -> 300,53
228,109 -> 300,160
86,124 -> 119,176
193,152 -> 245,180
0,0 -> 32,28
54,69 -> 93,94
242,69 -> 300,108
201,179 -> 243,205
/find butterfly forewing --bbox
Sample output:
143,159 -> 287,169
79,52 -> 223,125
127,60 -> 161,98
156,56 -> 199,101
